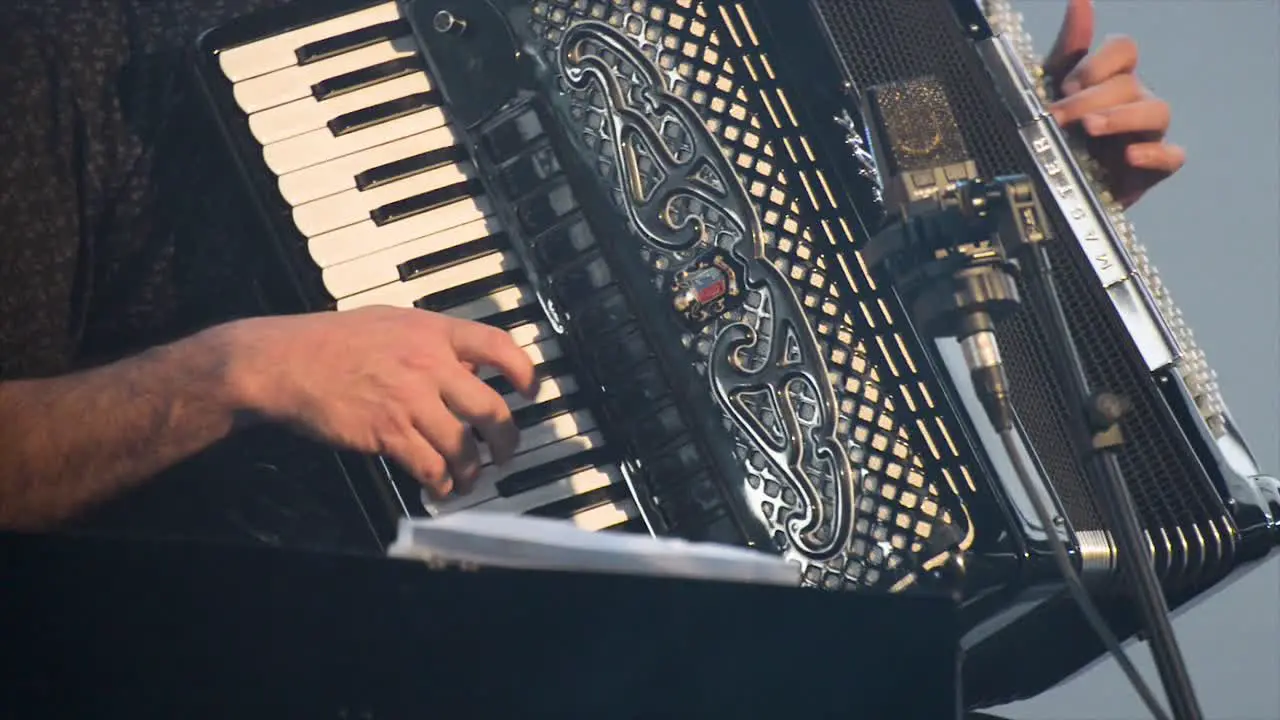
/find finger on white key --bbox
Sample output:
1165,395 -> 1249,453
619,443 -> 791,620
475,410 -> 596,466
422,432 -> 605,515
477,339 -> 563,382
500,376 -> 578,414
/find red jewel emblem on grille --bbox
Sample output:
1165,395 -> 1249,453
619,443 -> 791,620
690,269 -> 728,305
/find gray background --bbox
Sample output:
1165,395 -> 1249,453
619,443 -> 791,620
990,1 -> 1280,719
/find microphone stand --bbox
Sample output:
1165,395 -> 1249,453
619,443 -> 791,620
865,167 -> 1202,719
999,195 -> 1204,720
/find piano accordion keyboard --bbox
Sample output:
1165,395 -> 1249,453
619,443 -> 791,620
215,1 -> 640,533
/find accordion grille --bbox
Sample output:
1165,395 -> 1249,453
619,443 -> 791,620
528,0 -> 982,590
810,0 -> 1234,587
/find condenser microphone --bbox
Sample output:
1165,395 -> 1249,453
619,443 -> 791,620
857,75 -> 1190,720
858,76 -> 1020,431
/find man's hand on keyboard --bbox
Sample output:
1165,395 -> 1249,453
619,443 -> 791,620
220,307 -> 539,500
1044,0 -> 1185,208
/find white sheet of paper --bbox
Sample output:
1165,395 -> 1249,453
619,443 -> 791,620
386,513 -> 801,587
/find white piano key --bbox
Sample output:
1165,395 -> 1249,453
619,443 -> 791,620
264,105 -> 448,175
478,340 -> 565,385
446,285 -> 537,323
334,251 -> 519,309
508,322 -> 554,348
277,125 -> 462,205
218,2 -> 403,82
570,499 -> 638,531
471,466 -> 623,515
421,431 -> 606,515
313,194 -> 492,269
232,36 -> 419,115
476,410 -> 597,466
321,217 -> 498,299
507,375 -> 577,413
293,162 -> 477,237
248,72 -> 433,145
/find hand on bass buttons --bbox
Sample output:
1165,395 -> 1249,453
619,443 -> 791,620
1045,0 -> 1185,208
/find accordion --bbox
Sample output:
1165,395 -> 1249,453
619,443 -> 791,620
194,0 -> 1279,705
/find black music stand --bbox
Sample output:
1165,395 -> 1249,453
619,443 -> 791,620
0,532 -> 967,719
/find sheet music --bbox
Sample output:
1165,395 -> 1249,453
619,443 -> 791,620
387,513 -> 802,587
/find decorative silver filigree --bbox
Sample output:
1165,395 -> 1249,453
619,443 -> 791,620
558,19 -> 858,561
835,109 -> 884,204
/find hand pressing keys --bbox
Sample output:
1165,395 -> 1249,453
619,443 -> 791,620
216,306 -> 538,500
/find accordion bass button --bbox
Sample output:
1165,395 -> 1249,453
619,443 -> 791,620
629,405 -> 689,456
602,361 -> 668,406
531,220 -> 597,269
589,325 -> 651,373
551,255 -> 613,305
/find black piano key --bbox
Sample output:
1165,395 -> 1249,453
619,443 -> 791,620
294,20 -> 411,65
510,394 -> 582,430
371,179 -> 484,226
356,145 -> 469,191
396,233 -> 508,282
328,90 -> 441,136
526,483 -> 631,519
495,447 -> 615,498
414,270 -> 524,311
476,303 -> 543,331
311,56 -> 424,101
610,517 -> 650,534
485,358 -> 572,397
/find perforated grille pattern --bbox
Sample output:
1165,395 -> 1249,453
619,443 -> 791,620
811,0 -> 1234,587
526,0 -> 983,590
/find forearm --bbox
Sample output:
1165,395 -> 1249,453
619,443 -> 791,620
0,325 -> 253,530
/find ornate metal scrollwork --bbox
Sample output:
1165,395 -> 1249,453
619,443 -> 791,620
557,19 -> 857,561
835,109 -> 884,205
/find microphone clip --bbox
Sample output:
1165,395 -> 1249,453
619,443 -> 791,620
863,167 -> 1051,431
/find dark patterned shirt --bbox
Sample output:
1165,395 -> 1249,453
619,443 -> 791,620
0,0 -> 378,551
0,0 -> 300,379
